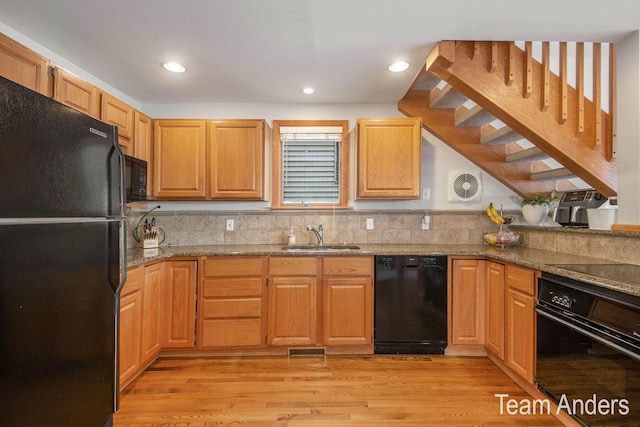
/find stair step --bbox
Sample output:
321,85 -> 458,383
531,167 -> 576,181
430,85 -> 468,109
412,71 -> 441,91
505,147 -> 550,163
455,105 -> 496,127
480,126 -> 522,145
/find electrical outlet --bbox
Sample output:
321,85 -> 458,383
366,218 -> 374,230
423,188 -> 431,200
226,219 -> 234,231
422,215 -> 431,230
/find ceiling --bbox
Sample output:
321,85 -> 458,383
1,0 -> 639,105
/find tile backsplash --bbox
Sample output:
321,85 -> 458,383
127,209 -> 640,265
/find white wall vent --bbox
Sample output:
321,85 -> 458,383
448,170 -> 482,203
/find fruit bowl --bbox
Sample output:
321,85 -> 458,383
484,231 -> 519,248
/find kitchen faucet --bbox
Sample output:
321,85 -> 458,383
306,224 -> 323,246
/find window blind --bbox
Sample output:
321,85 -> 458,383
281,132 -> 342,204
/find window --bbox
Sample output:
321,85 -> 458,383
272,120 -> 349,209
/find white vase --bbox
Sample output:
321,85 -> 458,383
522,203 -> 550,226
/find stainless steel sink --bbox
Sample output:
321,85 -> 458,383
281,245 -> 360,252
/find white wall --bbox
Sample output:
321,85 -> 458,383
616,31 -> 640,224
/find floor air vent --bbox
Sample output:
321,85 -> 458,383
288,347 -> 326,357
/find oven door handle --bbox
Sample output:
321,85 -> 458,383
536,307 -> 640,363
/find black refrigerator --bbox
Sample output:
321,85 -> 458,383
0,76 -> 126,426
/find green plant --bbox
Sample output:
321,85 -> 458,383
521,189 -> 558,206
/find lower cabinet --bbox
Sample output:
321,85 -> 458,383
162,260 -> 197,348
141,262 -> 163,365
267,257 -> 318,346
199,256 -> 266,348
119,259 -> 197,391
119,266 -> 144,388
484,261 -> 505,358
450,258 -> 485,346
322,257 -> 373,346
504,264 -> 537,384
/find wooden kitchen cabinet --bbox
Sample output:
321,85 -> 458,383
101,92 -> 134,152
450,258 -> 485,347
484,261 -> 505,358
504,264 -> 537,384
199,257 -> 266,348
153,120 -> 207,198
134,110 -> 153,196
53,67 -> 100,118
119,266 -> 144,389
162,260 -> 197,348
0,33 -> 51,96
322,257 -> 373,346
356,117 -> 422,199
267,257 -> 318,346
207,120 -> 268,200
141,262 -> 163,365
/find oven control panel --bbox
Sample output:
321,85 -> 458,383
551,294 -> 574,309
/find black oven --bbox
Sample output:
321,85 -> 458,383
536,272 -> 640,426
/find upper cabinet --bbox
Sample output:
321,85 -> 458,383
152,119 -> 268,200
0,33 -> 51,96
101,92 -> 134,153
153,120 -> 207,199
134,111 -> 153,196
53,67 -> 100,118
356,117 -> 422,199
207,120 -> 268,200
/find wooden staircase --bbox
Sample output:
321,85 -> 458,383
398,40 -> 617,198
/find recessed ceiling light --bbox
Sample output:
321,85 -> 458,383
163,62 -> 186,73
302,87 -> 314,94
388,61 -> 410,73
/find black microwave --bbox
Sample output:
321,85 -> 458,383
124,155 -> 147,202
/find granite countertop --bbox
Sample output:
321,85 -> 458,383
127,243 -> 640,297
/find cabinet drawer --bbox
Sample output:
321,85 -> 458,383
201,298 -> 262,319
122,266 -> 144,296
203,256 -> 264,277
200,319 -> 262,347
203,278 -> 262,298
506,265 -> 536,296
268,257 -> 317,275
322,257 -> 373,276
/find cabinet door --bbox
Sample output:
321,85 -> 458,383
101,92 -> 134,154
53,67 -> 99,117
505,289 -> 535,383
141,262 -> 163,364
207,120 -> 265,200
119,289 -> 143,388
322,276 -> 373,346
154,120 -> 207,198
134,111 -> 153,196
484,261 -> 505,358
0,33 -> 51,96
356,118 -> 422,199
267,276 -> 317,346
119,266 -> 144,389
450,259 -> 485,345
162,261 -> 197,348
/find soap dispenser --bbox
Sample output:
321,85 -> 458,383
287,227 -> 297,245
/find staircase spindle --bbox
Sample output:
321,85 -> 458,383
524,42 -> 533,99
593,43 -> 602,147
576,42 -> 585,137
506,42 -> 515,86
541,42 -> 550,111
560,42 -> 568,124
608,44 -> 616,161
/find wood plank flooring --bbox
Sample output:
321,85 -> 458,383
114,355 -> 563,426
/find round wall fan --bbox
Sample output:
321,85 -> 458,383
448,170 -> 482,203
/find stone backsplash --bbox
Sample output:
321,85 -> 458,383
126,209 -> 640,265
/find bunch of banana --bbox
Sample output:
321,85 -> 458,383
486,202 -> 505,224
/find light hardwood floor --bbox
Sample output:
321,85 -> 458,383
114,355 -> 563,426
